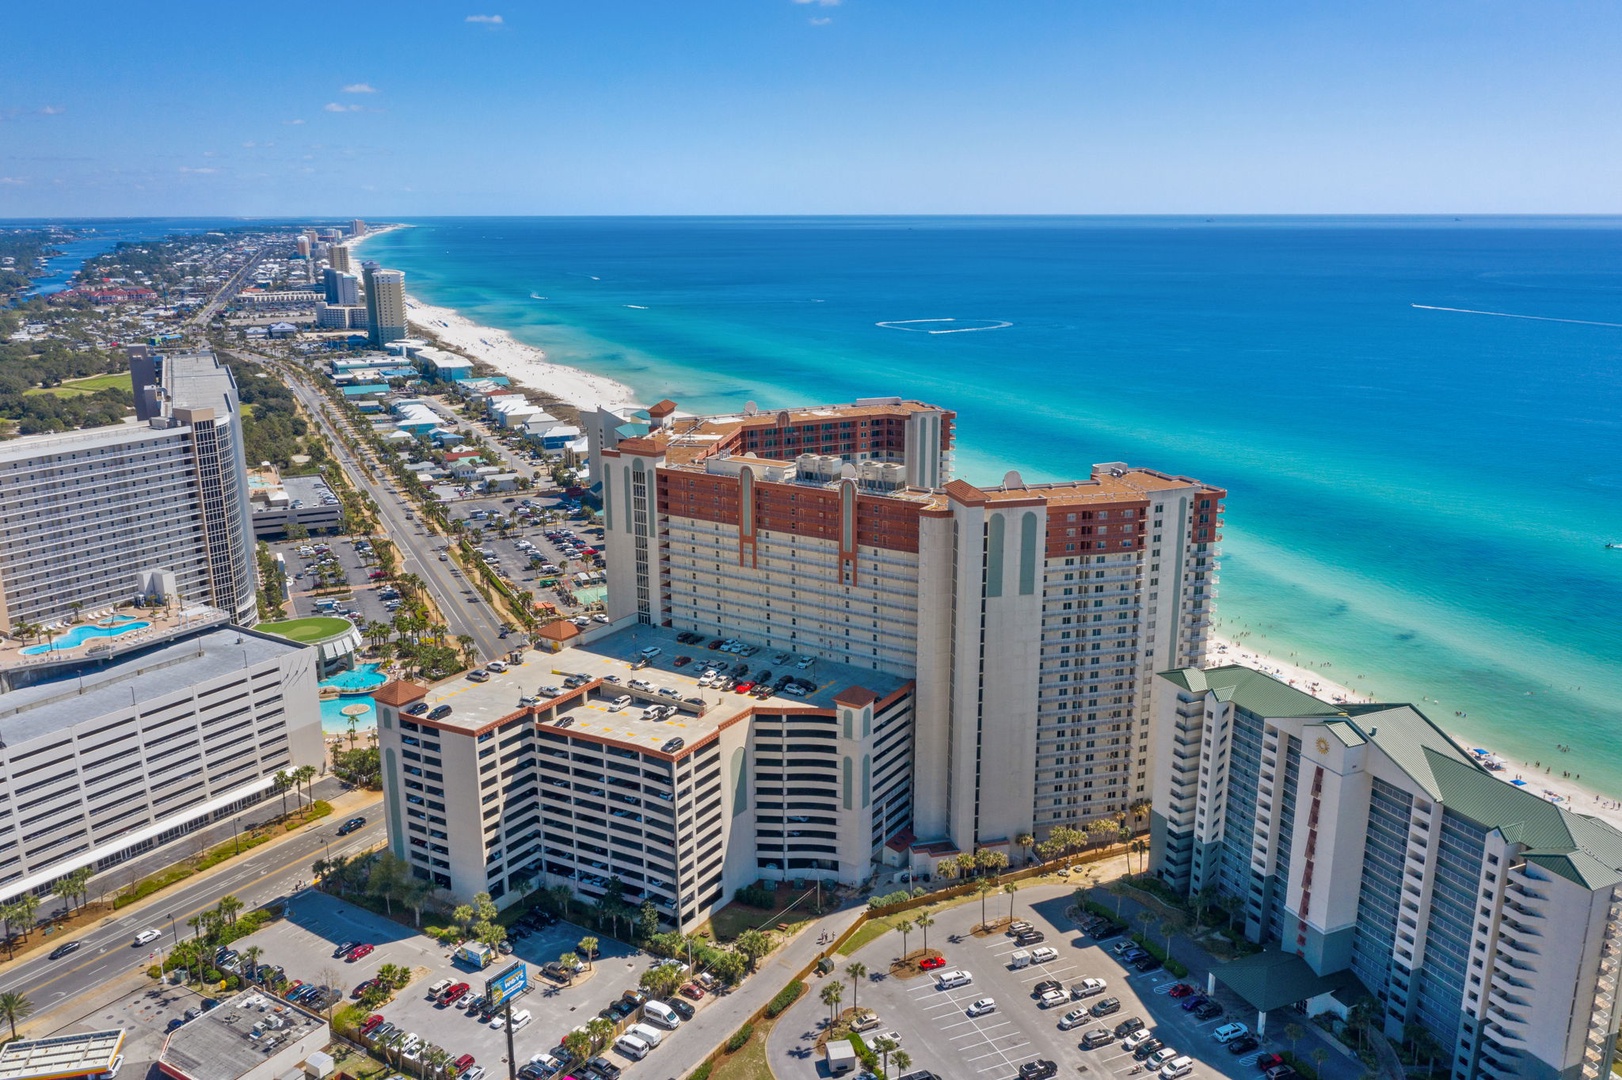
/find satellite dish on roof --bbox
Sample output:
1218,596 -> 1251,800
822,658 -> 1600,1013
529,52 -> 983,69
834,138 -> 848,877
744,401 -> 758,416
1003,470 -> 1024,489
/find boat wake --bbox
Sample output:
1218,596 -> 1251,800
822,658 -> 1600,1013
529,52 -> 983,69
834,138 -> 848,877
1412,304 -> 1622,329
530,292 -> 548,300
625,304 -> 649,310
876,318 -> 1012,335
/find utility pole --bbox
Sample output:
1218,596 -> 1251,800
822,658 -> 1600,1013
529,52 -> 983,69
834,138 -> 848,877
504,1000 -> 518,1080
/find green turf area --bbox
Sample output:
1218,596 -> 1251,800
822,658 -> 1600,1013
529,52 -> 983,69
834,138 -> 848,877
254,616 -> 352,643
23,372 -> 133,397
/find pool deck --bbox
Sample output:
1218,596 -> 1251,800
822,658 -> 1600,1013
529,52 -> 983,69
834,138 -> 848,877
1,605 -> 229,671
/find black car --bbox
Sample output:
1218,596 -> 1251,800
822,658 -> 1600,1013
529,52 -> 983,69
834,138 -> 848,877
1193,1000 -> 1224,1021
1032,979 -> 1063,997
1089,997 -> 1121,1017
1016,930 -> 1046,946
1093,924 -> 1125,942
1227,1034 -> 1260,1055
405,701 -> 430,716
661,737 -> 684,754
333,941 -> 357,958
428,704 -> 452,720
587,1057 -> 621,1080
663,997 -> 695,1021
1113,1016 -> 1145,1038
897,1073 -> 941,1080
336,816 -> 367,836
49,940 -> 81,960
1133,955 -> 1162,973
1017,1061 -> 1057,1080
1132,1038 -> 1165,1060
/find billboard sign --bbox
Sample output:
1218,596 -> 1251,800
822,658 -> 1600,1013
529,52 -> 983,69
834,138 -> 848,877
485,961 -> 528,1009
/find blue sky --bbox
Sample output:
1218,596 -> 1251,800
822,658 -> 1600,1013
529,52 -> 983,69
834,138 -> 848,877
1,1 -> 1618,216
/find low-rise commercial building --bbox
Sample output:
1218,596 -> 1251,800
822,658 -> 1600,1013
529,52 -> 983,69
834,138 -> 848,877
0,1030 -> 126,1080
1151,665 -> 1622,1080
158,989 -> 329,1080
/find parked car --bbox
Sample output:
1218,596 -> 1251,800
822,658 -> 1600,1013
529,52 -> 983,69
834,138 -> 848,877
966,998 -> 996,1018
1080,1028 -> 1115,1049
918,955 -> 946,970
1214,1022 -> 1250,1044
1133,1038 -> 1166,1061
1058,1007 -> 1091,1030
1089,997 -> 1121,1017
1017,1061 -> 1057,1080
1113,1016 -> 1146,1038
1032,979 -> 1062,997
1071,978 -> 1107,999
1166,982 -> 1196,998
346,943 -> 375,961
1227,1034 -> 1260,1054
1193,1000 -> 1224,1021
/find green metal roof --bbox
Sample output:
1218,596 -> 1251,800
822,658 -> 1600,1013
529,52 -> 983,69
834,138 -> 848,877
1160,666 -> 1345,719
1213,948 -> 1364,1012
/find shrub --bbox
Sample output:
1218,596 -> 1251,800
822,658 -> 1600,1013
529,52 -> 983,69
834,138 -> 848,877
735,884 -> 776,908
866,889 -> 913,910
764,980 -> 805,1018
690,1065 -> 712,1080
724,1024 -> 753,1053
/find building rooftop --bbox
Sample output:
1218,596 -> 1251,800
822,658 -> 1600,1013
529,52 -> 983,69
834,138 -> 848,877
0,1030 -> 125,1080
163,351 -> 241,416
159,990 -> 325,1080
394,624 -> 908,756
0,625 -> 305,746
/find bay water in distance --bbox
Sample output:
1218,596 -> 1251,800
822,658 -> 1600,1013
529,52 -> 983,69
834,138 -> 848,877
363,216 -> 1622,796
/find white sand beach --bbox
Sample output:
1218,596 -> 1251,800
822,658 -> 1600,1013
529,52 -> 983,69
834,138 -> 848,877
1212,635 -> 1622,831
403,296 -> 640,415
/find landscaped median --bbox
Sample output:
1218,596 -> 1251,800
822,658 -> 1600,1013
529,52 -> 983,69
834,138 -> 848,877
112,800 -> 331,909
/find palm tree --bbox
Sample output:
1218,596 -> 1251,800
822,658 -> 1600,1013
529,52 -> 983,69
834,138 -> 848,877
891,1050 -> 912,1078
216,894 -> 244,928
1003,882 -> 1018,923
585,1016 -> 614,1054
976,878 -> 996,930
562,1029 -> 591,1065
820,981 -> 843,1026
1014,832 -> 1034,867
1284,1022 -> 1305,1058
846,961 -> 867,1011
873,1036 -> 899,1078
895,918 -> 913,962
293,764 -> 318,810
274,770 -> 292,819
578,936 -> 599,970
1159,912 -> 1187,956
0,901 -> 20,960
241,944 -> 263,983
916,913 -> 934,956
14,894 -> 38,943
0,991 -> 32,1040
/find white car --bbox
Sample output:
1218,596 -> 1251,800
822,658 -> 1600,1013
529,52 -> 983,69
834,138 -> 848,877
1039,989 -> 1068,1009
965,998 -> 996,1018
1071,978 -> 1108,999
133,928 -> 161,946
1123,1029 -> 1153,1053
1213,1021 -> 1250,1044
608,695 -> 632,712
872,1030 -> 903,1046
489,1013 -> 507,1029
935,969 -> 972,990
1057,1007 -> 1090,1030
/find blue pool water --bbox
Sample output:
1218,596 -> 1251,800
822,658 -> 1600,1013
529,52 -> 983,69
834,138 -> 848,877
320,694 -> 375,736
321,662 -> 388,692
24,616 -> 150,655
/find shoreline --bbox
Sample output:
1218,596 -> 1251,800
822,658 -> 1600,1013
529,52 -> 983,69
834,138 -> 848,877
345,225 -> 1622,832
1212,634 -> 1622,831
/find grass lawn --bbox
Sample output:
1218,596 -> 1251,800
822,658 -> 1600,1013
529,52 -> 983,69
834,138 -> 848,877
23,372 -> 132,397
709,1013 -> 778,1080
701,891 -> 819,943
255,616 -> 353,643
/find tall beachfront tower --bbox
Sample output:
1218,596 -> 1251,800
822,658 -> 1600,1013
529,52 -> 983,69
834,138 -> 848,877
1151,666 -> 1622,1080
363,263 -> 407,347
598,397 -> 1222,862
350,218 -> 366,238
327,242 -> 352,274
0,351 -> 258,631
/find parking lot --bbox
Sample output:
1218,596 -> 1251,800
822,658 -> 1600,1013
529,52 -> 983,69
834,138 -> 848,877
273,536 -> 403,629
230,890 -> 714,1076
772,883 -> 1269,1080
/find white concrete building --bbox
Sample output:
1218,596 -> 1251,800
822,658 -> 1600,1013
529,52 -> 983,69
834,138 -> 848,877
0,622 -> 323,905
598,397 -> 1222,860
1151,666 -> 1622,1080
373,623 -> 911,927
363,264 -> 407,347
0,352 -> 258,633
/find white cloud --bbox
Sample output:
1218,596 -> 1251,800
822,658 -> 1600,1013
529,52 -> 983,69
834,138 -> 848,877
342,83 -> 378,94
39,105 -> 65,115
466,14 -> 504,23
178,166 -> 218,174
0,177 -> 24,185
242,140 -> 274,149
810,15 -> 832,23
283,119 -> 305,126
792,0 -> 839,5
325,102 -> 364,113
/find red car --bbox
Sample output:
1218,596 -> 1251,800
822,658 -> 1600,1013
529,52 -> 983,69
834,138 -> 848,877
359,1014 -> 384,1035
672,656 -> 691,667
452,1055 -> 475,1073
346,943 -> 375,961
733,681 -> 755,694
351,979 -> 375,998
1256,1053 -> 1285,1071
1167,982 -> 1196,998
680,981 -> 706,1000
442,982 -> 470,1005
919,955 -> 947,970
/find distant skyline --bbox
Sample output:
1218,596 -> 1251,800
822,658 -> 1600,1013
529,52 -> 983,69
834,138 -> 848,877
2,1 -> 1619,217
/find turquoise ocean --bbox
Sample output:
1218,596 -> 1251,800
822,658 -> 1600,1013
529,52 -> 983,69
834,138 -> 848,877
362,217 -> 1622,794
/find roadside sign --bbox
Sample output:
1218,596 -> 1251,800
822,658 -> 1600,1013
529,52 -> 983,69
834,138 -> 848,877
485,961 -> 527,1009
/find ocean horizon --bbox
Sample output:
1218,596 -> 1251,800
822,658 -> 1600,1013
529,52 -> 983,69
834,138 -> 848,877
360,215 -> 1622,798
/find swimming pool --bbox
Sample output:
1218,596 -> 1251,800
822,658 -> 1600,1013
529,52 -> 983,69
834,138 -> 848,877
321,662 -> 387,692
321,694 -> 375,736
23,617 -> 150,655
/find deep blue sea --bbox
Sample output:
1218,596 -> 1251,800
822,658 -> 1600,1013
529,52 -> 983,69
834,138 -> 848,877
360,216 -> 1622,796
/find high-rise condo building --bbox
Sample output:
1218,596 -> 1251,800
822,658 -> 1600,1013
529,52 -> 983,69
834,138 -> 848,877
363,263 -> 407,347
0,618 -> 323,905
1150,666 -> 1622,1080
350,219 -> 366,238
322,268 -> 359,306
598,397 -> 1222,855
0,352 -> 258,632
327,243 -> 352,274
295,235 -> 311,258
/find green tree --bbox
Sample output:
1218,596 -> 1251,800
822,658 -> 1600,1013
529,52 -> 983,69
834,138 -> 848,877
916,912 -> 935,956
1003,882 -> 1018,923
585,1016 -> 615,1053
216,894 -> 244,928
820,981 -> 843,1026
1285,1023 -> 1305,1058
1014,832 -> 1034,867
639,964 -> 683,1001
735,928 -> 772,973
368,852 -> 411,915
976,878 -> 997,930
891,1050 -> 912,1078
846,961 -> 867,1011
562,1029 -> 591,1064
709,949 -> 747,985
895,918 -> 913,961
578,935 -> 599,970
872,1035 -> 899,1077
638,899 -> 660,942
0,991 -> 32,1040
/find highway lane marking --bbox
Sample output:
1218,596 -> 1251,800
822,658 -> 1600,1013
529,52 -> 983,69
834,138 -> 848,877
0,821 -> 382,998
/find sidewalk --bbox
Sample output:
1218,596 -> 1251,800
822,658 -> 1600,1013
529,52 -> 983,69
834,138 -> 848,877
658,902 -> 872,1080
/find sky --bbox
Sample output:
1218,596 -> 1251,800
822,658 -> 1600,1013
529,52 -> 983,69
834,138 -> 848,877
1,1 -> 1619,217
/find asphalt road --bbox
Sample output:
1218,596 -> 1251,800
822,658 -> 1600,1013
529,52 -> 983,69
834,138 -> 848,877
242,354 -> 508,663
0,802 -> 383,1013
